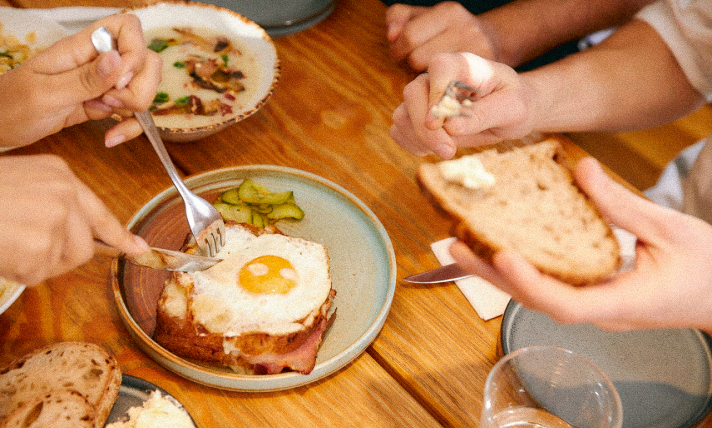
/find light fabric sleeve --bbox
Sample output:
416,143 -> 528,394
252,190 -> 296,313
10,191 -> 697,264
637,0 -> 712,101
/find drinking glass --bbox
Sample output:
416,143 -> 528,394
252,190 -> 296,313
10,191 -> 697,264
481,346 -> 623,428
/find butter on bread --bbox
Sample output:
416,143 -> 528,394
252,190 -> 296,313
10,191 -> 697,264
417,139 -> 620,285
153,222 -> 336,375
0,342 -> 121,428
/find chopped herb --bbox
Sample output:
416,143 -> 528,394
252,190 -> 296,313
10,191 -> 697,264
153,92 -> 170,104
147,39 -> 171,53
175,96 -> 191,106
221,54 -> 229,66
173,61 -> 185,68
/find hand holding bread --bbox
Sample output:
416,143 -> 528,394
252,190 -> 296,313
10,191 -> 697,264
439,143 -> 712,334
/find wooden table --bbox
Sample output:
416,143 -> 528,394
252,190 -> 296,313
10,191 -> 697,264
0,0 -> 709,427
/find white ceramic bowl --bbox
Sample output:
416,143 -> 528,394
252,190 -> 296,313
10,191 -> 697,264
127,1 -> 280,143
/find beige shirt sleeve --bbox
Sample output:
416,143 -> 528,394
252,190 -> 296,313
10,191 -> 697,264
637,0 -> 712,101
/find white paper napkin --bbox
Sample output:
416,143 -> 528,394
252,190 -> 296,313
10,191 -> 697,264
430,237 -> 511,321
431,228 -> 637,321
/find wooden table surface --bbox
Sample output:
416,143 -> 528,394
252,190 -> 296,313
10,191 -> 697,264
1,0 -> 710,427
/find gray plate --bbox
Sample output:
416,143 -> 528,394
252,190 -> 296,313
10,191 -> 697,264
113,165 -> 396,392
202,0 -> 336,37
501,301 -> 712,428
105,375 -> 197,427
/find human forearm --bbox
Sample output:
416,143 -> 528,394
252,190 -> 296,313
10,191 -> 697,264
523,19 -> 704,133
481,0 -> 654,67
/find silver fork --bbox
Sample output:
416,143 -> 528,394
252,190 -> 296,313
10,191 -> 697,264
135,111 -> 225,257
91,26 -> 225,257
431,80 -> 479,119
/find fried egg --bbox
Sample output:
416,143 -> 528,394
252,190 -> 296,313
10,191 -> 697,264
187,225 -> 332,336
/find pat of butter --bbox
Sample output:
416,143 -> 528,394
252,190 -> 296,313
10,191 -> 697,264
105,390 -> 194,428
431,95 -> 473,119
439,156 -> 495,189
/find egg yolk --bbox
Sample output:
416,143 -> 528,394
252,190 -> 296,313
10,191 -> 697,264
238,255 -> 298,294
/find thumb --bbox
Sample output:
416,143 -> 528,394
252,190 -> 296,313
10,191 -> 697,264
58,50 -> 123,105
574,157 -> 671,242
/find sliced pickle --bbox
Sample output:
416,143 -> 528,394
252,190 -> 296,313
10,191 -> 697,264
219,188 -> 241,205
237,179 -> 269,203
214,179 -> 304,225
268,203 -> 305,220
213,202 -> 252,223
251,210 -> 266,227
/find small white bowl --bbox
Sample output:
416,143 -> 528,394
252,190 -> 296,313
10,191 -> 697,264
127,1 -> 280,143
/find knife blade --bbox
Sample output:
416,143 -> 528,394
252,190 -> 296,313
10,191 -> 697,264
403,263 -> 473,284
94,240 -> 220,272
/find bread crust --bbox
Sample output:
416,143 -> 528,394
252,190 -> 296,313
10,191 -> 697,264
0,342 -> 121,428
417,139 -> 621,285
0,389 -> 95,428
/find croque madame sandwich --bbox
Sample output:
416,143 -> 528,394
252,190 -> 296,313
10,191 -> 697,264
153,222 -> 336,375
417,139 -> 620,285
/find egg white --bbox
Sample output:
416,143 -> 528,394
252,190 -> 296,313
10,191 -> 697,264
187,225 -> 332,336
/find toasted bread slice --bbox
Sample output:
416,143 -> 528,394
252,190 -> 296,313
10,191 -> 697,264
153,222 -> 336,375
417,139 -> 620,285
0,342 -> 121,427
0,389 -> 95,428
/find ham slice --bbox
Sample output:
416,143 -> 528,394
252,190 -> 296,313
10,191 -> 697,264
250,309 -> 336,375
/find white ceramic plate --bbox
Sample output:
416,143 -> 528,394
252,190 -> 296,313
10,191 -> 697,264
105,374 -> 197,427
112,166 -> 396,391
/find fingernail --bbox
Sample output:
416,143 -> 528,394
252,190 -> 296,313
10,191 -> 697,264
435,144 -> 456,159
386,23 -> 396,40
85,99 -> 113,112
105,134 -> 126,148
97,50 -> 121,78
116,71 -> 134,90
132,235 -> 151,253
101,94 -> 124,108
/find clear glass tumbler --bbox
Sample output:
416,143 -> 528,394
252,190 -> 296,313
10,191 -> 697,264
481,346 -> 623,428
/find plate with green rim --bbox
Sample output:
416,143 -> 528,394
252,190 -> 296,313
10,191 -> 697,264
111,165 -> 396,392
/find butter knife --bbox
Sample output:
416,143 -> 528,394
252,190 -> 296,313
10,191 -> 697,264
94,240 -> 220,272
403,263 -> 473,284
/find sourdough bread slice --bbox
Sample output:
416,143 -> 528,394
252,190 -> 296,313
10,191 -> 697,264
0,389 -> 95,428
417,139 -> 620,285
0,342 -> 121,427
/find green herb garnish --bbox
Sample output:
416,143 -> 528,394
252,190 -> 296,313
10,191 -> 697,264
147,39 -> 171,53
152,92 -> 169,104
